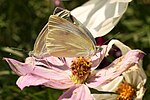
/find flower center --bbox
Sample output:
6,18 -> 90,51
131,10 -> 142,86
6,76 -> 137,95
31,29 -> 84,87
70,57 -> 92,84
116,83 -> 136,100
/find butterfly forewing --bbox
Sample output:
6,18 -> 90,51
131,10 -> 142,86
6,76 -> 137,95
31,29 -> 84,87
54,7 -> 97,45
30,8 -> 98,58
46,15 -> 96,57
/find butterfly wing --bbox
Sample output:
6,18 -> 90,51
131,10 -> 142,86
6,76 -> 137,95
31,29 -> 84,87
54,7 -> 97,45
29,23 -> 48,57
46,15 -> 96,57
30,8 -> 97,57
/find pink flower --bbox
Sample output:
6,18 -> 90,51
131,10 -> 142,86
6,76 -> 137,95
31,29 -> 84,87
4,46 -> 144,100
92,39 -> 146,100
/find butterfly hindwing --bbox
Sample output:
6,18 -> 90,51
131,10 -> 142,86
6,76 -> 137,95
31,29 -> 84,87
29,23 -> 48,57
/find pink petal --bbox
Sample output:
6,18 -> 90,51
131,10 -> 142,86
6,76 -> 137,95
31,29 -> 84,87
91,45 -> 107,70
62,45 -> 108,70
87,50 -> 144,88
45,56 -> 65,66
30,65 -> 74,89
105,39 -> 131,56
4,58 -> 34,76
31,65 -> 70,80
64,57 -> 74,68
16,74 -> 49,90
25,57 -> 36,65
4,57 -> 74,90
44,79 -> 74,89
35,57 -> 70,70
58,84 -> 93,100
13,61 -> 73,90
30,64 -> 74,89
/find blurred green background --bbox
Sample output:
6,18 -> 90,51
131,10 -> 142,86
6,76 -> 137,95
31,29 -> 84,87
0,0 -> 150,100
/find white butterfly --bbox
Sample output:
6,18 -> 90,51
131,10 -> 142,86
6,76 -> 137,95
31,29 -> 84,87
29,7 -> 101,58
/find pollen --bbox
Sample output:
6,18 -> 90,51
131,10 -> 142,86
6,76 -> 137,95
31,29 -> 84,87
116,83 -> 136,100
70,57 -> 92,84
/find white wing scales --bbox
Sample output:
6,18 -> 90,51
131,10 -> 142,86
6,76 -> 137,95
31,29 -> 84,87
30,8 -> 97,58
29,24 -> 48,57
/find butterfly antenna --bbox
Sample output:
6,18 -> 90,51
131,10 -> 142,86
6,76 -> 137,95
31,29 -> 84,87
103,32 -> 120,45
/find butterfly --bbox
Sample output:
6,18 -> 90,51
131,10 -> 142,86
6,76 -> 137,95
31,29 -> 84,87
29,7 -> 101,58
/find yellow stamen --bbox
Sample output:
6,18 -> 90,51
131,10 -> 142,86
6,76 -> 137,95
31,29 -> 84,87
116,83 -> 136,100
70,57 -> 92,84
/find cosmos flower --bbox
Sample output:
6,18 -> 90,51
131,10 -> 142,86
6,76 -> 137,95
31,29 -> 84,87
92,39 -> 147,100
4,43 -> 144,99
93,64 -> 147,100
